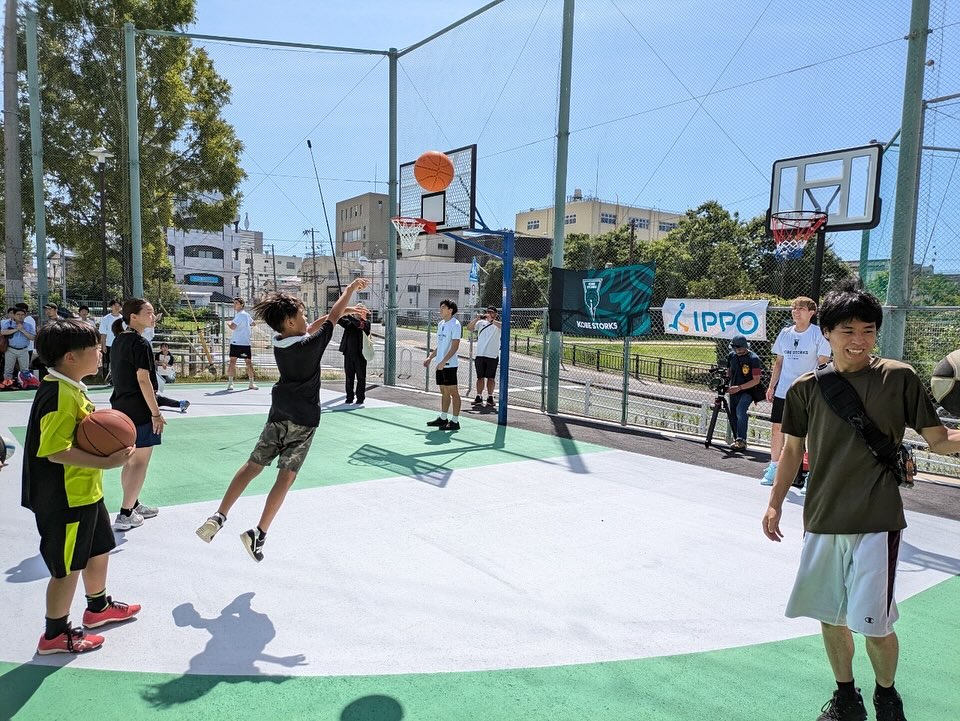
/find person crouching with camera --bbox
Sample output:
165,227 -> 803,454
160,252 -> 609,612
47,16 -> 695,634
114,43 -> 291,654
727,334 -> 762,451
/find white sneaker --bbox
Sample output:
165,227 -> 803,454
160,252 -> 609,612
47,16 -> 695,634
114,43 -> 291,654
248,382 -> 258,390
226,382 -> 234,391
133,501 -> 159,519
196,514 -> 225,543
113,510 -> 144,531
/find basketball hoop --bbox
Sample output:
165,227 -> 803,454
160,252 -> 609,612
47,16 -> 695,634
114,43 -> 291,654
391,216 -> 437,251
771,211 -> 827,259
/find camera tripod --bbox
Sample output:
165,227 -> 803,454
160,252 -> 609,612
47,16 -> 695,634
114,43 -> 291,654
704,389 -> 736,449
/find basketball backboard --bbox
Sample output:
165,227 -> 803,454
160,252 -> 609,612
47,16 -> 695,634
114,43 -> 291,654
400,144 -> 477,231
767,143 -> 883,233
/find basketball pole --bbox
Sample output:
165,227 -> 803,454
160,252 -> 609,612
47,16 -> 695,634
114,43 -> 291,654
810,228 -> 827,303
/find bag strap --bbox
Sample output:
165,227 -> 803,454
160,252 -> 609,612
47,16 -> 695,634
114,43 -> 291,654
814,363 -> 900,467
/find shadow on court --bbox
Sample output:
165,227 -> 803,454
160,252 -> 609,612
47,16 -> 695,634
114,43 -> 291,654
141,592 -> 304,708
0,661 -> 70,720
4,553 -> 48,584
340,694 -> 404,721
347,423 -> 509,489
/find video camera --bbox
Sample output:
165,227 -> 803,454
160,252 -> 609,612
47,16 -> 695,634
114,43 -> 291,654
707,365 -> 729,395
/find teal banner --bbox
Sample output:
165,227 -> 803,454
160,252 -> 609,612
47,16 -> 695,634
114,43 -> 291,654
548,263 -> 655,337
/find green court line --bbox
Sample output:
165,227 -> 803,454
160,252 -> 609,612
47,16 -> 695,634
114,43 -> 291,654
2,575 -> 957,721
10,406 -> 608,509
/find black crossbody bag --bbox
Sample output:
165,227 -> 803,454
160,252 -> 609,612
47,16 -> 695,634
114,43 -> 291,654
814,362 -> 916,488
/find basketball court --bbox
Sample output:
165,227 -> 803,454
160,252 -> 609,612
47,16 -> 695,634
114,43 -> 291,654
1,384 -> 959,720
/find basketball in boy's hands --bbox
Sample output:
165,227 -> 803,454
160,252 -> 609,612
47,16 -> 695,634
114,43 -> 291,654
75,410 -> 136,456
931,349 -> 960,415
1,434 -> 15,464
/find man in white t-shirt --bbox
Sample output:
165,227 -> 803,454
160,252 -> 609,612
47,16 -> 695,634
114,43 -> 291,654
467,305 -> 502,409
423,299 -> 462,431
761,296 -> 831,485
226,297 -> 257,391
98,299 -> 122,384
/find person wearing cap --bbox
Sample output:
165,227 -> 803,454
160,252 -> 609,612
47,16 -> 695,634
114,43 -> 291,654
727,334 -> 762,451
337,303 -> 371,405
467,306 -> 501,408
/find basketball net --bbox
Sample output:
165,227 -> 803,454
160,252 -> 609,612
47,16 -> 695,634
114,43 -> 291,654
391,217 -> 437,251
771,211 -> 827,260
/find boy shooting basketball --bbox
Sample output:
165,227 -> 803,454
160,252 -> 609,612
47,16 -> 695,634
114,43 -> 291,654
23,320 -> 138,654
196,279 -> 369,562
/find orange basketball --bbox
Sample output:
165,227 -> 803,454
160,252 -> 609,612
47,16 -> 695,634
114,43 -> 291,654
75,409 -> 137,457
413,150 -> 455,193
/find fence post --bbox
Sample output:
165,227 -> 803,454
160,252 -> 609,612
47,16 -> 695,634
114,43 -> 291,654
417,308 -> 430,391
595,349 -> 600,371
584,379 -> 591,415
621,337 -> 630,426
219,315 -> 226,378
657,357 -> 663,383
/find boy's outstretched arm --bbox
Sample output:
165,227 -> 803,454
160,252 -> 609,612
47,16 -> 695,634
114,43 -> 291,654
327,279 -> 370,327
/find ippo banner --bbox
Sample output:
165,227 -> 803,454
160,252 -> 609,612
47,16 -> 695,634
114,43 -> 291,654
662,299 -> 767,340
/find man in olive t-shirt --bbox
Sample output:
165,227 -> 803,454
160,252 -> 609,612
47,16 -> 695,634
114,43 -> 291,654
761,279 -> 960,721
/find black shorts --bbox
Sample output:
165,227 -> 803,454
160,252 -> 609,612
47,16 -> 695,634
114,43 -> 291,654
474,356 -> 499,380
771,396 -> 786,424
102,346 -> 111,369
134,421 -> 162,449
229,344 -> 252,359
35,500 -> 116,579
435,366 -> 459,387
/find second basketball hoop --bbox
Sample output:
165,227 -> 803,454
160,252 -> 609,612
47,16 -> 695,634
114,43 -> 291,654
770,210 -> 827,259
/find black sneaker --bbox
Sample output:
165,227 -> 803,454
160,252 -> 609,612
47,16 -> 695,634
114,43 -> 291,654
485,396 -> 494,407
472,395 -> 482,405
444,421 -> 460,431
426,417 -> 448,427
240,529 -> 264,563
817,689 -> 867,721
873,690 -> 906,721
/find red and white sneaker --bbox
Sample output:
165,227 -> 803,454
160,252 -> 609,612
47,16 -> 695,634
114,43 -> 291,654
82,597 -> 142,629
37,625 -> 104,655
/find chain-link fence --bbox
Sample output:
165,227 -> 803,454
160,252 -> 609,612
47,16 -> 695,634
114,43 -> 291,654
4,2 -> 960,480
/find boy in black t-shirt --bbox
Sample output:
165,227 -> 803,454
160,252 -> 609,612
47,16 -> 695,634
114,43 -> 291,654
196,278 -> 369,562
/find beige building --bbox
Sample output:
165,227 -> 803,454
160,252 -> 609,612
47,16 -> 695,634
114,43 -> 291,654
299,255 -> 364,316
336,192 -> 390,260
515,189 -> 682,241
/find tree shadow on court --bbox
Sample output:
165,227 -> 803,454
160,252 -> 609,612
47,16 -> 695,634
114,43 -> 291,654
340,694 -> 404,721
899,539 -> 960,575
141,592 -> 305,709
0,658 -> 72,719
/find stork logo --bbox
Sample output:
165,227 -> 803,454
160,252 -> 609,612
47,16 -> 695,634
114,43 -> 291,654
577,278 -> 618,330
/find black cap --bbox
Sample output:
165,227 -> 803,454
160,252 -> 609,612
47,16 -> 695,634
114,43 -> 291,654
731,335 -> 748,348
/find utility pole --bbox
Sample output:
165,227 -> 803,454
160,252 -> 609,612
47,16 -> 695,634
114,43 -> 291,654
310,229 -> 319,316
270,244 -> 278,291
4,0 -> 24,303
249,247 -> 255,298
629,218 -> 636,264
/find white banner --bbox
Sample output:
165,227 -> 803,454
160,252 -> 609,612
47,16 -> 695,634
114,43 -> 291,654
661,299 -> 768,340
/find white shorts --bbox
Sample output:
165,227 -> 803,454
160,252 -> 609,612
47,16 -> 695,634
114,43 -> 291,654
785,531 -> 901,637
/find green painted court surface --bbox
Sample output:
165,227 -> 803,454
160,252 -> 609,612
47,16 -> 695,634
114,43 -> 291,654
2,577 -> 958,720
12,406 -> 607,508
2,390 -> 958,720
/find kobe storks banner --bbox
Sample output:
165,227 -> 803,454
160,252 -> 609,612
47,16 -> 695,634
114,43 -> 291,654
548,263 -> 656,337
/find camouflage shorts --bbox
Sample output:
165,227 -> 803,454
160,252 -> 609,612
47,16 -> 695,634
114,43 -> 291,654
249,420 -> 317,472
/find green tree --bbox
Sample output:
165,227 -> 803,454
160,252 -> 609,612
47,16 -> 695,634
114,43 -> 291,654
22,1 -> 244,299
479,258 -> 549,310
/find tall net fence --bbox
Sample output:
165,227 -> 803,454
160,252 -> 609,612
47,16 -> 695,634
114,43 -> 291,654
4,1 -> 960,475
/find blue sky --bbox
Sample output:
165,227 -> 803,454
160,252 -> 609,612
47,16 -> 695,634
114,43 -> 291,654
7,1 -> 958,273
185,0 -> 960,271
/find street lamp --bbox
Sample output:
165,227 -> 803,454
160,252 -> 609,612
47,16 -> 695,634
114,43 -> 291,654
89,146 -> 113,313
